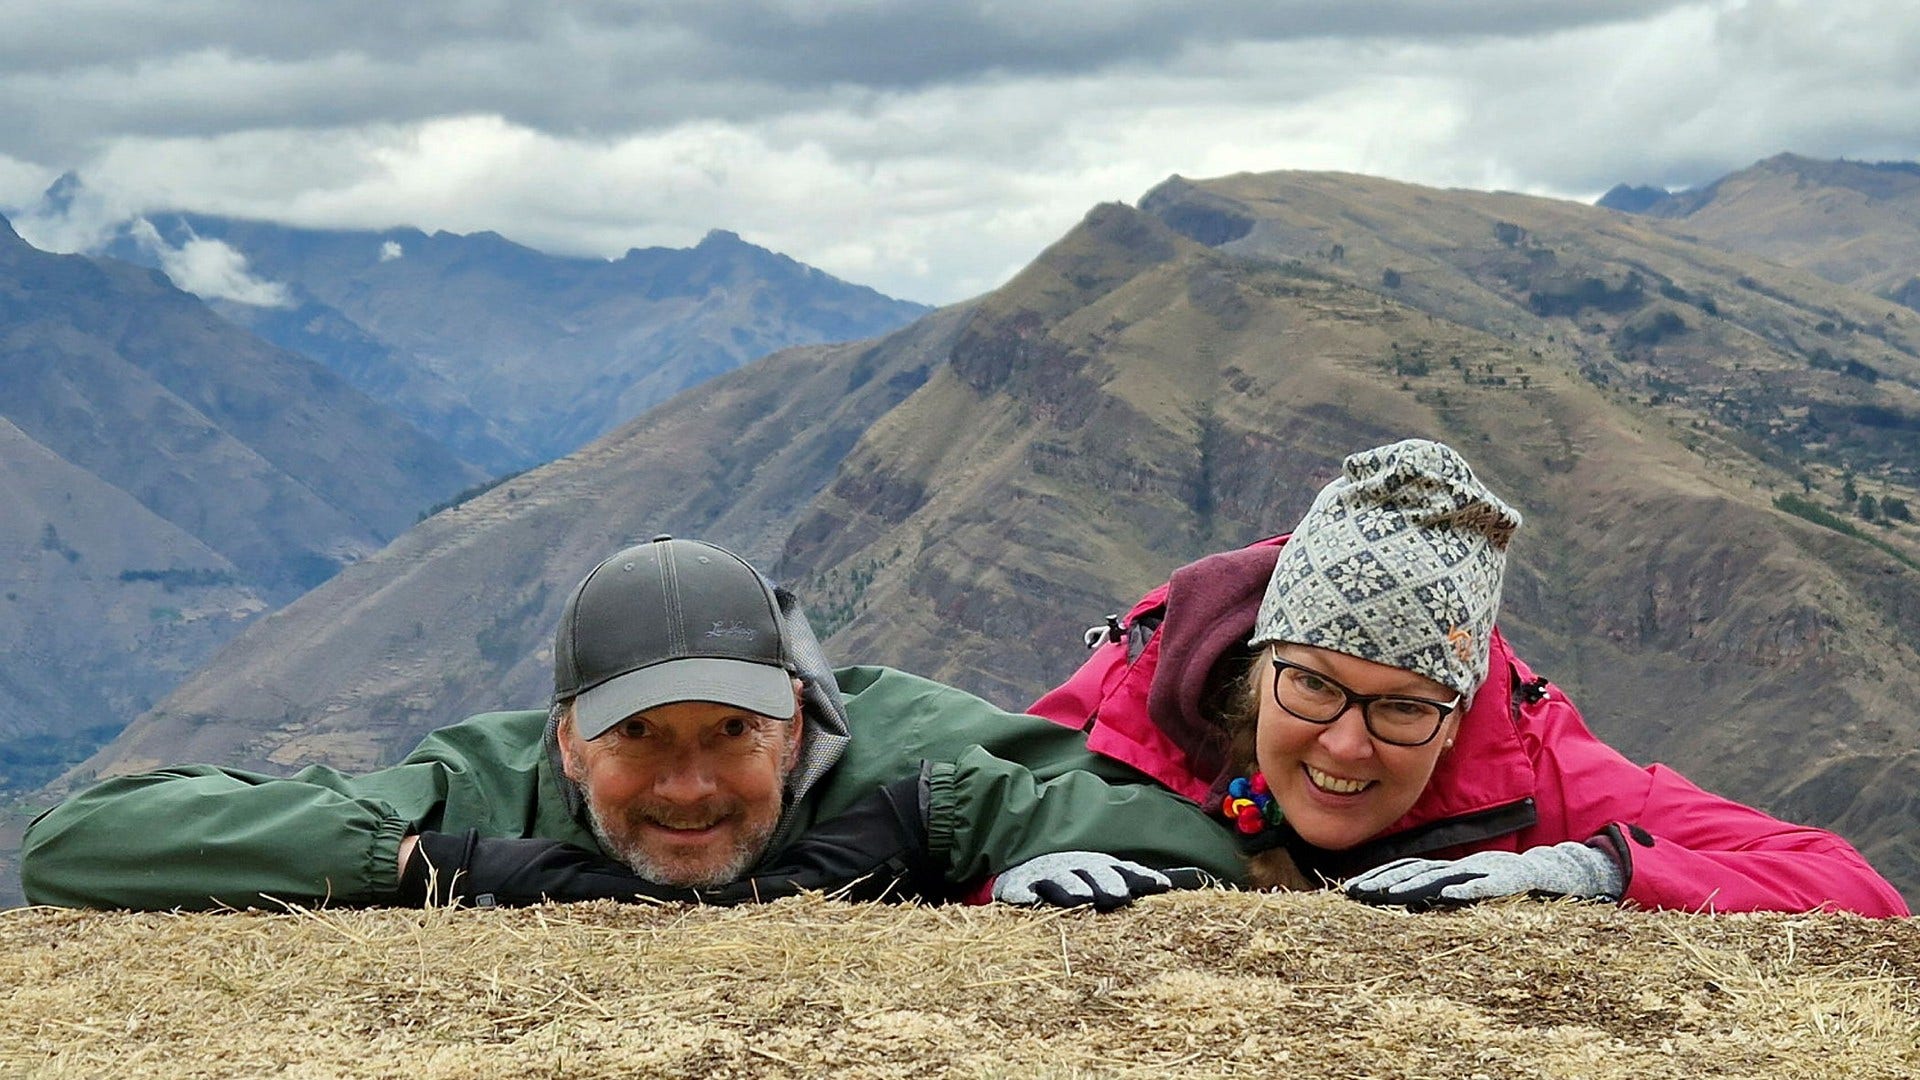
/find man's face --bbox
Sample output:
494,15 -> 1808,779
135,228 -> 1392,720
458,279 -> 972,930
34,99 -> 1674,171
558,691 -> 803,887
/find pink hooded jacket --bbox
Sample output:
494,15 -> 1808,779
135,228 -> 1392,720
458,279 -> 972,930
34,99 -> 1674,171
1030,538 -> 1908,917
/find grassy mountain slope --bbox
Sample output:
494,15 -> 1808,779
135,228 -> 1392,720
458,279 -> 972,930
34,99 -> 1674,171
1606,152 -> 1920,310
0,217 -> 483,593
205,294 -> 524,475
53,172 -> 1920,904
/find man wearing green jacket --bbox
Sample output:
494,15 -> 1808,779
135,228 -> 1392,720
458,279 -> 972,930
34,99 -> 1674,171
23,537 -> 1245,912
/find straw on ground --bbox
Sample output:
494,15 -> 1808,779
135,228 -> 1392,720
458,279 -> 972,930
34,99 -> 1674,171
2,890 -> 1914,1078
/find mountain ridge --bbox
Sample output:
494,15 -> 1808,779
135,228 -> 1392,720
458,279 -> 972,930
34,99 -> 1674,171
1,177 -> 942,798
73,204 -> 933,471
1598,153 -> 1920,314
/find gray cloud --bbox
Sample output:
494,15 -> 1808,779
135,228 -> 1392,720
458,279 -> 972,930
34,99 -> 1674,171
0,1 -> 1689,157
2,0 -> 1917,304
0,2 -> 1687,77
633,1 -> 1691,88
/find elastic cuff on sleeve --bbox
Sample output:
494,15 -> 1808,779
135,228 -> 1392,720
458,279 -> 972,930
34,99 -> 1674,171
923,761 -> 960,872
371,813 -> 415,902
1587,824 -> 1636,903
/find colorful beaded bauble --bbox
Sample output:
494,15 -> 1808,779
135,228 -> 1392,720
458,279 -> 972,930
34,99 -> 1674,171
1220,773 -> 1283,835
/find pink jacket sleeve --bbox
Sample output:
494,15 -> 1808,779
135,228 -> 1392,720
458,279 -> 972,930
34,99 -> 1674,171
1520,689 -> 1909,917
1606,766 -> 1908,916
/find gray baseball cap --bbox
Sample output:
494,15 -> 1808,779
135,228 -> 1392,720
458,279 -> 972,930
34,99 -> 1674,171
553,536 -> 797,740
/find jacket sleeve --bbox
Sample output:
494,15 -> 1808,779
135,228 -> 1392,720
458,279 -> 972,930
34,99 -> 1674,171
1585,765 -> 1909,917
19,711 -> 562,912
923,747 -> 1249,888
830,666 -> 1249,890
20,761 -> 435,911
1523,692 -> 1909,917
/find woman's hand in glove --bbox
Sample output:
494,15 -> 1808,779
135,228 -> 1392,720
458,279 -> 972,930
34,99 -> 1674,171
993,851 -> 1210,912
1343,841 -> 1624,910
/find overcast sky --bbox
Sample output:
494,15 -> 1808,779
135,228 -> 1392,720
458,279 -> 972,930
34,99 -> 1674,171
4,0 -> 1918,304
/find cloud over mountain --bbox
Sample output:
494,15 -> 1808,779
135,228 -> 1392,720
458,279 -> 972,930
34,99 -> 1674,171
127,220 -> 290,307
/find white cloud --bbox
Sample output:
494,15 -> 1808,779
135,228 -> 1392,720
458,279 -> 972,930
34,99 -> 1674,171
7,169 -> 141,253
0,154 -> 55,214
379,239 -> 403,261
126,218 -> 293,307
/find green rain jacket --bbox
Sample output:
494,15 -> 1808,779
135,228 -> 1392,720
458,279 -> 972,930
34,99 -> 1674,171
22,666 -> 1246,910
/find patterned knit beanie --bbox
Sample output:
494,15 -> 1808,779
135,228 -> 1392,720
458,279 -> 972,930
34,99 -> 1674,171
1250,438 -> 1521,699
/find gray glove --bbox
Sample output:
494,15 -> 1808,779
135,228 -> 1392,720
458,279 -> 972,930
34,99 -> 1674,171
993,851 -> 1185,912
1344,841 -> 1624,910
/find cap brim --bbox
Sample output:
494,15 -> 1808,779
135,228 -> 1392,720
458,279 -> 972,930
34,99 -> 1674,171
572,657 -> 796,740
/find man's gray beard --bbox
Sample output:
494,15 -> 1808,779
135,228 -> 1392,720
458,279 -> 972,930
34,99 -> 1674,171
572,777 -> 776,888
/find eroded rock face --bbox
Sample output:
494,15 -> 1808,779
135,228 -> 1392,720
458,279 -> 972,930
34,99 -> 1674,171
1141,178 -> 1257,247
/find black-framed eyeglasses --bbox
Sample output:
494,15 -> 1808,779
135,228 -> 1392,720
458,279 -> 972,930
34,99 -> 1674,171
1268,648 -> 1460,748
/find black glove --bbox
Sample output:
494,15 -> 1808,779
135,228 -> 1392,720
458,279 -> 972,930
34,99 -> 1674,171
399,830 -> 706,907
399,774 -> 935,908
693,773 -> 939,905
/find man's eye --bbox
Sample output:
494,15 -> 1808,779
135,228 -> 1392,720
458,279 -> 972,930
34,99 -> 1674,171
720,716 -> 752,738
618,720 -> 652,739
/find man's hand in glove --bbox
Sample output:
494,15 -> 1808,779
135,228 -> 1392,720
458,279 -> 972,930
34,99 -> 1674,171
398,774 -> 936,908
701,772 -> 939,904
1343,840 -> 1624,910
992,851 -> 1207,912
399,830 -> 692,907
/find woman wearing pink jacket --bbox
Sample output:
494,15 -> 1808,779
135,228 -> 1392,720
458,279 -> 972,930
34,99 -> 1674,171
1031,438 -> 1908,917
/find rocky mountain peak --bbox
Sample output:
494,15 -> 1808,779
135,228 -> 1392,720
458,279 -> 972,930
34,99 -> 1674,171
39,171 -> 86,214
697,228 -> 749,249
1596,183 -> 1672,213
1600,153 -> 1920,309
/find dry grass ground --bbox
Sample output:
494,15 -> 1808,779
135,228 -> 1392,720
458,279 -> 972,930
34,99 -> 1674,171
2,890 -> 1915,1079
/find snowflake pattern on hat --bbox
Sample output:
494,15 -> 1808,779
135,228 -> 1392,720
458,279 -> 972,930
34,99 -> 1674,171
1251,439 -> 1521,698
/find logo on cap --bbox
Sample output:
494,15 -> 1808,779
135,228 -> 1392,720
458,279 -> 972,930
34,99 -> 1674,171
1447,625 -> 1474,664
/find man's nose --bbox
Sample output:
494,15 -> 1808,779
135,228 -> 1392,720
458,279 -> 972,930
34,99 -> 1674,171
649,754 -> 721,802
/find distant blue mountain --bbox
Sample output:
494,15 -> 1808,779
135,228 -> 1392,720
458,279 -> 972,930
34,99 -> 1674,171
0,209 -> 486,786
90,208 -> 933,471
0,210 -> 481,592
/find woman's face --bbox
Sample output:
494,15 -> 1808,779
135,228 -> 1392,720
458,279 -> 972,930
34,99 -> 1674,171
1254,643 -> 1462,851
